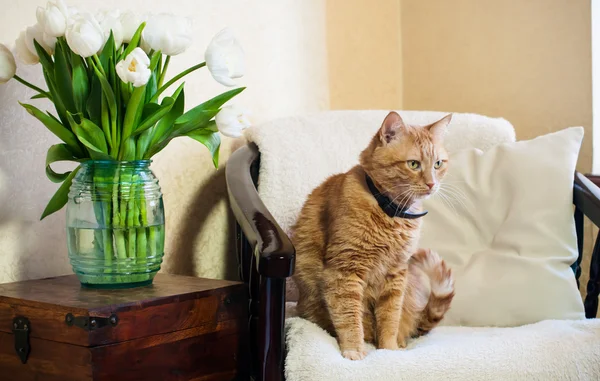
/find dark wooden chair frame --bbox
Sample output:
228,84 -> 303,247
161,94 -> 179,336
226,142 -> 600,381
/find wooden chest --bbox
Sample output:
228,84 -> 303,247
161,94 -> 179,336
0,274 -> 249,381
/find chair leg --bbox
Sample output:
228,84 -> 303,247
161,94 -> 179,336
258,276 -> 286,381
584,231 -> 600,318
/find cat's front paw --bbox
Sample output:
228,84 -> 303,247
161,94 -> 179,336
342,349 -> 367,360
377,338 -> 399,350
397,337 -> 407,349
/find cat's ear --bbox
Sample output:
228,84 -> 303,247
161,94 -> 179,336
379,111 -> 406,144
428,114 -> 452,141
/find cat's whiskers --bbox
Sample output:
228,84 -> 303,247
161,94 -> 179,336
395,188 -> 416,216
374,183 -> 407,198
439,183 -> 468,210
436,184 -> 468,215
435,189 -> 459,216
386,188 -> 412,209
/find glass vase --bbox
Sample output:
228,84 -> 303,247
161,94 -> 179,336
66,160 -> 165,288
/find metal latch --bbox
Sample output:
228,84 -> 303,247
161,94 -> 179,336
12,316 -> 30,364
65,313 -> 119,331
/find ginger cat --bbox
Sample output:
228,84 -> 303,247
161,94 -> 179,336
292,111 -> 455,360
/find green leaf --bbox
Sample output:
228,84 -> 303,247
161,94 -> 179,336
121,85 -> 146,144
47,112 -> 62,125
145,71 -> 158,104
43,69 -> 69,127
149,84 -> 185,148
45,144 -> 83,183
71,53 -> 89,114
136,129 -> 153,159
91,59 -> 117,151
54,41 -> 76,113
141,103 -> 161,120
120,80 -> 131,106
132,97 -> 175,136
174,87 -> 245,133
101,95 -> 111,150
99,31 -> 115,71
67,113 -> 109,155
186,126 -> 221,168
33,40 -> 55,75
30,93 -> 51,100
90,61 -> 117,123
41,165 -> 80,220
20,103 -> 81,153
149,50 -> 162,71
121,23 -> 146,59
86,75 -> 102,126
121,138 -> 136,161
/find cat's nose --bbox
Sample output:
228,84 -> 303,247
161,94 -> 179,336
426,183 -> 435,190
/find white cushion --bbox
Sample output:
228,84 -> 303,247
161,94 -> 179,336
284,316 -> 600,381
419,127 -> 585,326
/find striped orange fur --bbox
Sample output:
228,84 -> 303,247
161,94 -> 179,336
292,111 -> 455,360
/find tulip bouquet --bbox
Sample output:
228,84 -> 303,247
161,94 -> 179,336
0,0 -> 249,285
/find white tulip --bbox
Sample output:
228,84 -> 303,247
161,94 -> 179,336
96,9 -> 124,49
142,13 -> 192,55
25,23 -> 56,56
115,47 -> 151,87
0,44 -> 16,83
66,12 -> 105,58
205,28 -> 245,87
215,105 -> 251,138
15,31 -> 39,65
120,10 -> 142,44
36,0 -> 69,37
140,37 -> 152,54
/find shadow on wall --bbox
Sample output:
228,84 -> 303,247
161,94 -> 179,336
168,161 -> 239,281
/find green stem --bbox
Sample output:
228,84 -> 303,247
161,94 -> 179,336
158,56 -> 170,88
102,198 -> 113,268
13,74 -> 51,98
101,95 -> 113,152
113,168 -> 127,260
92,54 -> 106,76
126,171 -> 136,261
139,184 -> 150,261
150,62 -> 205,102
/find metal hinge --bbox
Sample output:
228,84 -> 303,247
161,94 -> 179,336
12,316 -> 30,364
65,313 -> 119,331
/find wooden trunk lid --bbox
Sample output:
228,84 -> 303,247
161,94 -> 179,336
0,274 -> 247,347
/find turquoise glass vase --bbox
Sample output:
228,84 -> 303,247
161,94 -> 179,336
66,160 -> 165,288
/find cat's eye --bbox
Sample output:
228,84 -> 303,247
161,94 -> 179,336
434,160 -> 443,169
407,160 -> 421,170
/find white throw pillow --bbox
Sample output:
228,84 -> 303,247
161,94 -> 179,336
419,127 -> 586,327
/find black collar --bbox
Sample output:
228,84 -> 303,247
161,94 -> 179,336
365,174 -> 428,219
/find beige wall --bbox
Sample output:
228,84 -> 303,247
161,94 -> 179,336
327,0 -> 592,171
401,0 -> 592,172
0,0 -> 329,283
326,0 -> 403,110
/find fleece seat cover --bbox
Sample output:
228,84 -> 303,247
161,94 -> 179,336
284,316 -> 600,381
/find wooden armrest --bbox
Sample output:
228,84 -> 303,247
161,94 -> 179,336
574,172 -> 600,227
226,143 -> 295,279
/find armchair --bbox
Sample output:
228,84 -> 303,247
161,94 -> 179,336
226,111 -> 600,381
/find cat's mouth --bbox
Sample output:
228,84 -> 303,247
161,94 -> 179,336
413,187 -> 437,199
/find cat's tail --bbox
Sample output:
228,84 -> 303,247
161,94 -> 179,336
409,248 -> 455,336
